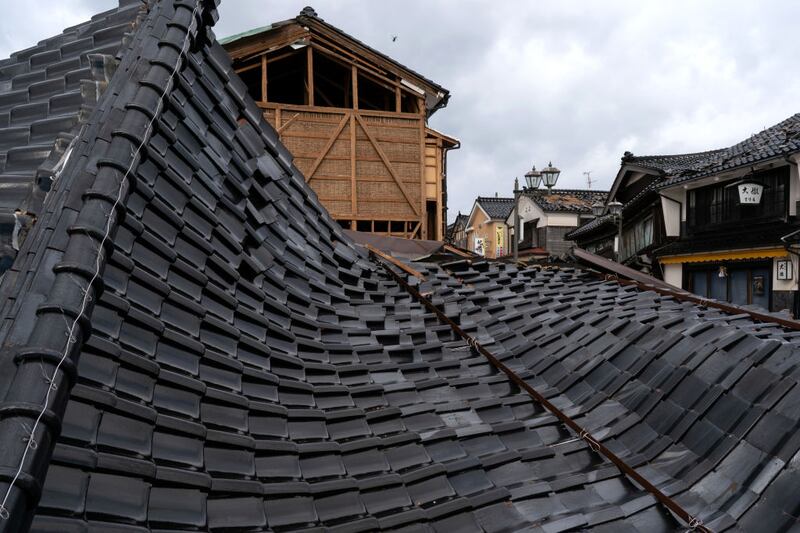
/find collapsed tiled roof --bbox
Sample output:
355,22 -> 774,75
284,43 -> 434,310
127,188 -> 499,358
0,1 -> 143,275
475,196 -> 514,220
2,2 -> 800,532
523,189 -> 608,214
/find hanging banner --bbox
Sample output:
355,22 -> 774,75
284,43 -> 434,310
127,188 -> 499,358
474,237 -> 485,256
496,226 -> 505,256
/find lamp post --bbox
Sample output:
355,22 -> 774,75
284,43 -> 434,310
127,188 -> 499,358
513,177 -> 521,261
608,200 -> 623,262
541,162 -> 561,192
591,202 -> 604,218
524,166 -> 542,190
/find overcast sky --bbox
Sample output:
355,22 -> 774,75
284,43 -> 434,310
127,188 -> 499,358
4,1 -> 800,220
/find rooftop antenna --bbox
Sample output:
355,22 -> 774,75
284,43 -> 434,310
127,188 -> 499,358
583,171 -> 595,189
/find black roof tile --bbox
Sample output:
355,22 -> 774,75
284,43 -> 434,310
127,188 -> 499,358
0,1 -> 799,532
475,196 -> 514,220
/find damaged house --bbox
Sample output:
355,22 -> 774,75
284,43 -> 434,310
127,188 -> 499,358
2,2 -> 800,533
221,7 -> 459,241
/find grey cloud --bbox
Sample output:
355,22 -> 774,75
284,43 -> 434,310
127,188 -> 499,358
4,0 -> 799,220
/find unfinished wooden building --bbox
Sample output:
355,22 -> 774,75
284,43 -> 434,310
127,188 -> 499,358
221,7 -> 459,240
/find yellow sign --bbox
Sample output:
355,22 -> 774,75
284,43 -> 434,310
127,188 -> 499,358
496,226 -> 505,256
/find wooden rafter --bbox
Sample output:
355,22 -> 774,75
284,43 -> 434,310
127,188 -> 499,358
354,113 -> 420,216
304,112 -> 350,182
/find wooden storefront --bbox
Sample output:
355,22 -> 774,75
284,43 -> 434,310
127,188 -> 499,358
222,8 -> 457,240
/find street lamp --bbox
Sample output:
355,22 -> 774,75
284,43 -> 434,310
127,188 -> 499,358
591,202 -> 604,217
524,166 -> 542,190
541,162 -> 561,191
607,200 -> 623,262
513,176 -> 521,261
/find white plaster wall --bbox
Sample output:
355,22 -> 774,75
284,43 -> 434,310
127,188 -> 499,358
663,263 -> 683,288
660,195 -> 681,237
545,213 -> 580,227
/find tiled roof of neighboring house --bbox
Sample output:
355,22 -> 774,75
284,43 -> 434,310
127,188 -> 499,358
0,1 -> 141,275
3,2 -> 800,532
475,196 -> 514,220
621,149 -> 727,175
565,212 -> 614,240
657,113 -> 800,188
524,188 -> 608,213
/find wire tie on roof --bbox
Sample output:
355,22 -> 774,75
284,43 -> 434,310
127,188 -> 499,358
688,516 -> 704,530
38,358 -> 57,391
67,274 -> 91,302
19,423 -> 37,451
579,430 -> 600,452
0,505 -> 8,520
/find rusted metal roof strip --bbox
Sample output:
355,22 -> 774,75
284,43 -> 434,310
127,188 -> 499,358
371,251 -> 711,533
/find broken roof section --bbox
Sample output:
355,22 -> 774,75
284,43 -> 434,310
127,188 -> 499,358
221,6 -> 450,117
523,188 -> 608,213
0,1 -> 143,275
2,1 -> 800,532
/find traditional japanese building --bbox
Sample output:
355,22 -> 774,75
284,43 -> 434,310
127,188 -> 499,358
464,196 -> 514,258
571,113 -> 800,312
445,211 -> 468,249
654,115 -> 800,312
507,188 -> 607,259
221,7 -> 459,240
567,150 -> 721,274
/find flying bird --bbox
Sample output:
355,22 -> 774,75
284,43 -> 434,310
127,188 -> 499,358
391,35 -> 398,42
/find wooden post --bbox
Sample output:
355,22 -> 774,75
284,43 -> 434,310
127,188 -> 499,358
261,55 -> 268,102
350,112 -> 357,216
307,47 -> 314,106
419,109 -> 426,239
352,65 -> 358,110
395,86 -> 401,112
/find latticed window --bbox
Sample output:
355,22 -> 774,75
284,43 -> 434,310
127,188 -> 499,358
687,166 -> 789,232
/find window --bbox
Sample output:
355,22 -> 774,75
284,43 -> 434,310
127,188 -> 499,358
687,167 -> 788,231
620,215 -> 653,261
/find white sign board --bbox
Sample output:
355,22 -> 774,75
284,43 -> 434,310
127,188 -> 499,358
777,258 -> 793,280
738,182 -> 763,204
474,237 -> 485,256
